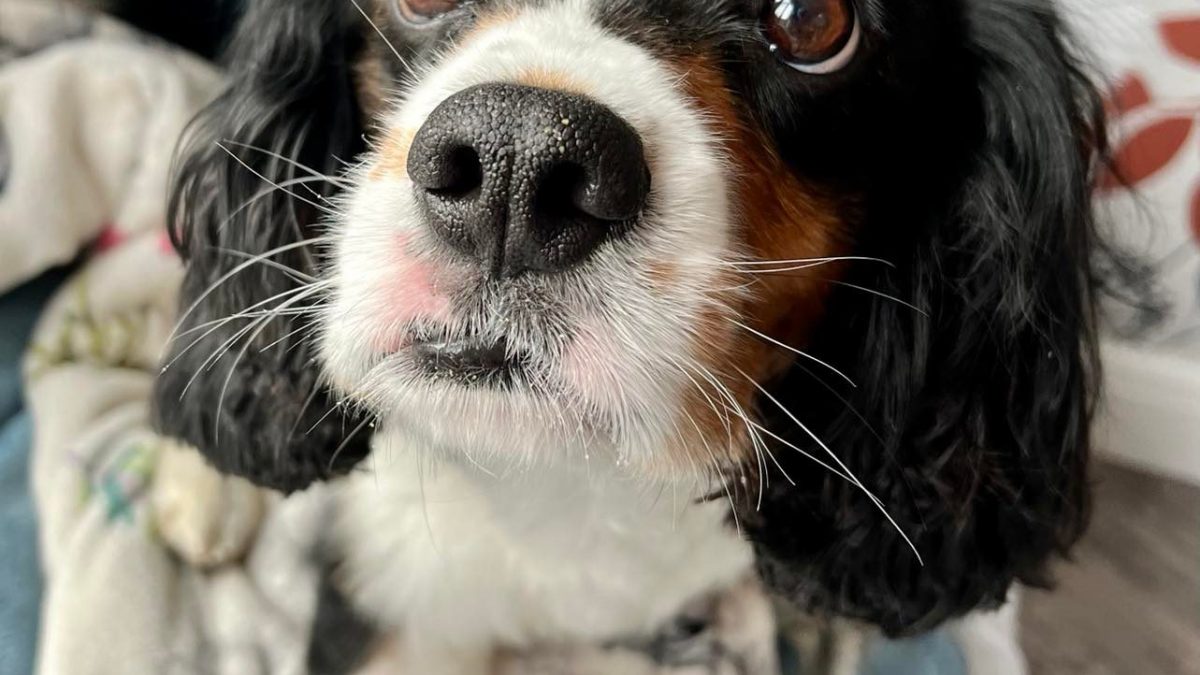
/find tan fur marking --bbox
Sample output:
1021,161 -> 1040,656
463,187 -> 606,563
369,128 -> 417,181
459,6 -> 522,45
645,261 -> 681,293
355,2 -> 398,123
514,67 -> 588,95
661,56 -> 852,472
354,46 -> 388,122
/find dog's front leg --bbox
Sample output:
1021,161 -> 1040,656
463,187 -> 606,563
151,439 -> 266,568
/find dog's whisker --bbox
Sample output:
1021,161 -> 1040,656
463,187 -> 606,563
742,419 -> 852,483
745,419 -> 796,488
790,359 -> 888,446
216,175 -> 346,234
283,323 -> 323,357
744,414 -> 893,517
665,380 -> 713,455
305,399 -> 350,437
178,313 -> 270,400
176,285 -> 326,420
718,376 -> 790,500
350,0 -> 414,73
212,283 -> 335,440
695,370 -> 798,492
728,319 -> 856,388
724,255 -> 894,269
669,409 -> 742,537
739,369 -> 924,566
170,280 -> 330,344
215,311 -> 288,442
829,280 -> 929,317
676,358 -> 771,509
178,295 -> 305,369
215,141 -> 343,212
219,139 -> 351,187
216,142 -> 342,217
259,321 -> 316,354
669,356 -> 736,448
209,246 -> 320,283
169,236 -> 330,338
327,414 -> 375,474
667,356 -> 737,461
284,378 -> 331,462
168,305 -> 319,364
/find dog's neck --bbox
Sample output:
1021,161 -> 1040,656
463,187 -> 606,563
331,425 -> 753,654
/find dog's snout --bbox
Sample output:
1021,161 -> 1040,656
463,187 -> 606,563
408,83 -> 650,278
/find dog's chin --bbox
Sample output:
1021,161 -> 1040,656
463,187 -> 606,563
372,369 -> 620,472
320,325 -> 692,474
325,331 -> 573,429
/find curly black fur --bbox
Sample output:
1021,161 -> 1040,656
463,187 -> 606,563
78,0 -> 240,57
152,0 -> 370,492
736,0 -> 1144,636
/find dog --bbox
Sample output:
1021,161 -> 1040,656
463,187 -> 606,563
152,0 -> 1137,671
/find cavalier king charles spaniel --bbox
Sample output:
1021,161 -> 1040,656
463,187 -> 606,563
153,0 -> 1134,671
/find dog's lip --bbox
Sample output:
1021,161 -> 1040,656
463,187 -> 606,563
410,334 -> 526,385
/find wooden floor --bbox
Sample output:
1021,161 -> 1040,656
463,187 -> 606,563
1021,461 -> 1200,675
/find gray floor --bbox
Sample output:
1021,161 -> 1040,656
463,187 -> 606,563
1021,461 -> 1200,675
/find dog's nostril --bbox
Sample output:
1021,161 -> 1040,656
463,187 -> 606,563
426,146 -> 484,199
536,160 -> 648,225
408,83 -> 651,278
535,163 -> 589,222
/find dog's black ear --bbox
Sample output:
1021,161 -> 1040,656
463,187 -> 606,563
153,0 -> 370,493
742,1 -> 1129,636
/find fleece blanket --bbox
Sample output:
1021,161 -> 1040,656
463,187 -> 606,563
0,271 -> 65,675
0,4 -> 325,674
0,3 -> 161,673
5,2 -> 1020,673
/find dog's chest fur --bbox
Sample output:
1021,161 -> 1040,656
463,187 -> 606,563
331,429 -> 753,654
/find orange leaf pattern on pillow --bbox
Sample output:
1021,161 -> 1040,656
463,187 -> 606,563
1161,16 -> 1200,64
1103,116 -> 1195,190
1191,184 -> 1200,245
1106,73 -> 1152,117
1099,8 -> 1200,325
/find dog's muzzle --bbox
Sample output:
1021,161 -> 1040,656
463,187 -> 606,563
408,83 -> 651,279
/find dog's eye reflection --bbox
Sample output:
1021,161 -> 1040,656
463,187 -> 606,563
396,0 -> 462,24
764,0 -> 860,74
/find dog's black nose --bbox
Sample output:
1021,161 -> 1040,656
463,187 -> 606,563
408,83 -> 650,278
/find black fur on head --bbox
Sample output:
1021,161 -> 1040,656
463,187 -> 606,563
737,0 -> 1144,637
152,0 -> 371,493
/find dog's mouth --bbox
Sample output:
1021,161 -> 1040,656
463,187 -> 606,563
410,333 -> 528,387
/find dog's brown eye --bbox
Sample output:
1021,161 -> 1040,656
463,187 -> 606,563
397,0 -> 461,24
764,0 -> 860,74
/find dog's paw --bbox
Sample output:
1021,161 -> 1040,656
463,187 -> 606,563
152,439 -> 266,568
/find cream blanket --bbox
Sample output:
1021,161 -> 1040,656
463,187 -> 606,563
5,3 -> 316,673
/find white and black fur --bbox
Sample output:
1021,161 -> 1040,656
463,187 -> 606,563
153,0 -> 1150,672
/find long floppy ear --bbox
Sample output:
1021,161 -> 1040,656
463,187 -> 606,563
742,1 -> 1127,636
153,0 -> 370,493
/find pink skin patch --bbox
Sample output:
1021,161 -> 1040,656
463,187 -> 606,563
369,233 -> 454,353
